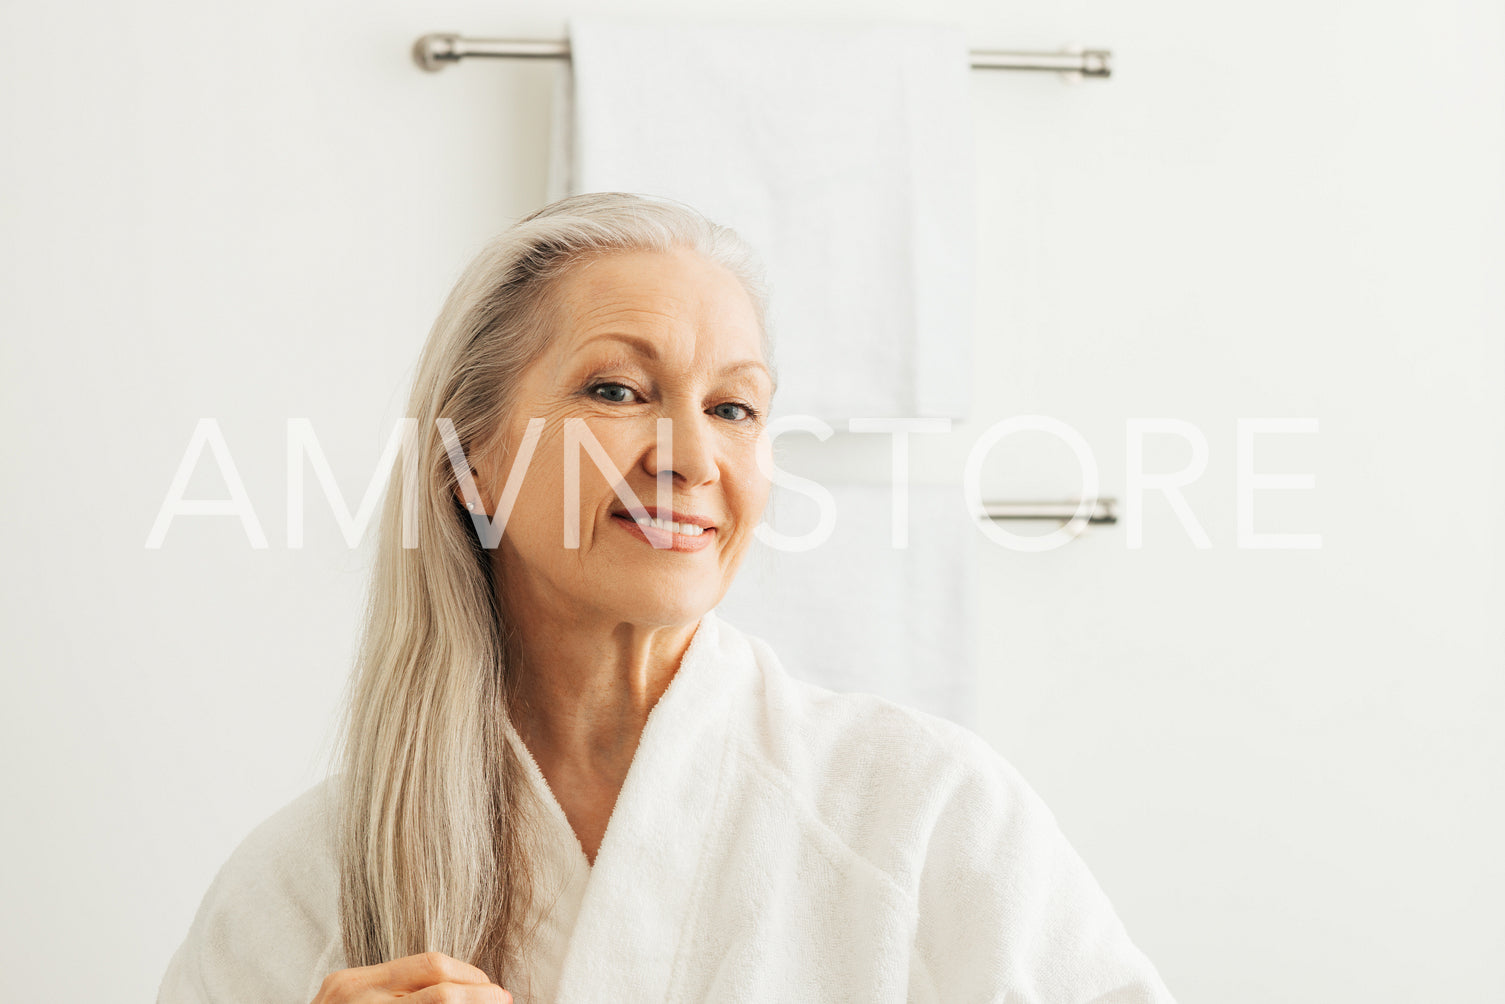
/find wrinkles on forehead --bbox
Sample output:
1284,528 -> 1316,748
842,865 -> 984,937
537,249 -> 769,389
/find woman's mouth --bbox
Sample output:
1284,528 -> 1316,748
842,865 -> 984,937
611,510 -> 716,553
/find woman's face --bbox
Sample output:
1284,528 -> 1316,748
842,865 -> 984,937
476,246 -> 774,630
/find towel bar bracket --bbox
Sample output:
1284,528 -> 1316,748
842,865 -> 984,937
411,33 -> 1112,79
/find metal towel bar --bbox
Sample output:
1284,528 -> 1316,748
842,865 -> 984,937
981,499 -> 1117,525
411,34 -> 1112,78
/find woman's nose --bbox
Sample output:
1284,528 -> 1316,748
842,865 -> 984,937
641,408 -> 719,488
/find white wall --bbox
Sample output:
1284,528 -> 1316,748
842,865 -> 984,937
2,1 -> 1500,1000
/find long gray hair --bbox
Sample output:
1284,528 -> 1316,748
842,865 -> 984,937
330,192 -> 772,982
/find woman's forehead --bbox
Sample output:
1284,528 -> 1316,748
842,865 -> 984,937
560,250 -> 753,321
548,252 -> 764,365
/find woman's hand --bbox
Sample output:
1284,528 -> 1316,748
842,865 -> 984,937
311,951 -> 513,1003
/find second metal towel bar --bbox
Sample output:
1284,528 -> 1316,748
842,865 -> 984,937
412,34 -> 1112,79
982,499 -> 1117,525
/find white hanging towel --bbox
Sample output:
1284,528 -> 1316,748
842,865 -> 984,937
717,480 -> 981,728
157,611 -> 1176,1003
547,15 -> 976,422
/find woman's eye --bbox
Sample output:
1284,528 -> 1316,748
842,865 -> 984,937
592,383 -> 637,404
713,401 -> 754,422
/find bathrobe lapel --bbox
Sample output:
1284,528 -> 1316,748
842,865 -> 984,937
543,610 -> 750,1002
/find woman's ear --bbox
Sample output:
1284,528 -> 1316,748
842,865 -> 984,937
454,467 -> 491,516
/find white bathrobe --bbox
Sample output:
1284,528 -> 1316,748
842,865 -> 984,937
158,610 -> 1175,1003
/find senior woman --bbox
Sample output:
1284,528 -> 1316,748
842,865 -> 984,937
159,193 -> 1174,1003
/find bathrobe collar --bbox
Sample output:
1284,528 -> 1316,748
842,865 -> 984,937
501,608 -> 751,1001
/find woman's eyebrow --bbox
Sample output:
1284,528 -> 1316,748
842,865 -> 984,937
721,359 -> 774,381
578,332 -> 771,379
580,332 -> 659,359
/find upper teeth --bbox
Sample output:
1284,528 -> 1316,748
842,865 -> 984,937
633,514 -> 706,536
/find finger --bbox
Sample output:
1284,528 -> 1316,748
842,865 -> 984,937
406,982 -> 513,1004
369,951 -> 494,993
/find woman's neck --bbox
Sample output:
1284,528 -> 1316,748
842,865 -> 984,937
502,604 -> 700,865
507,611 -> 696,765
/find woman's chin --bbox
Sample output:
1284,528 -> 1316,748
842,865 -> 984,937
607,588 -> 717,631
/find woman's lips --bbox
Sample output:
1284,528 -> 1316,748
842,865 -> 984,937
611,513 -> 716,552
